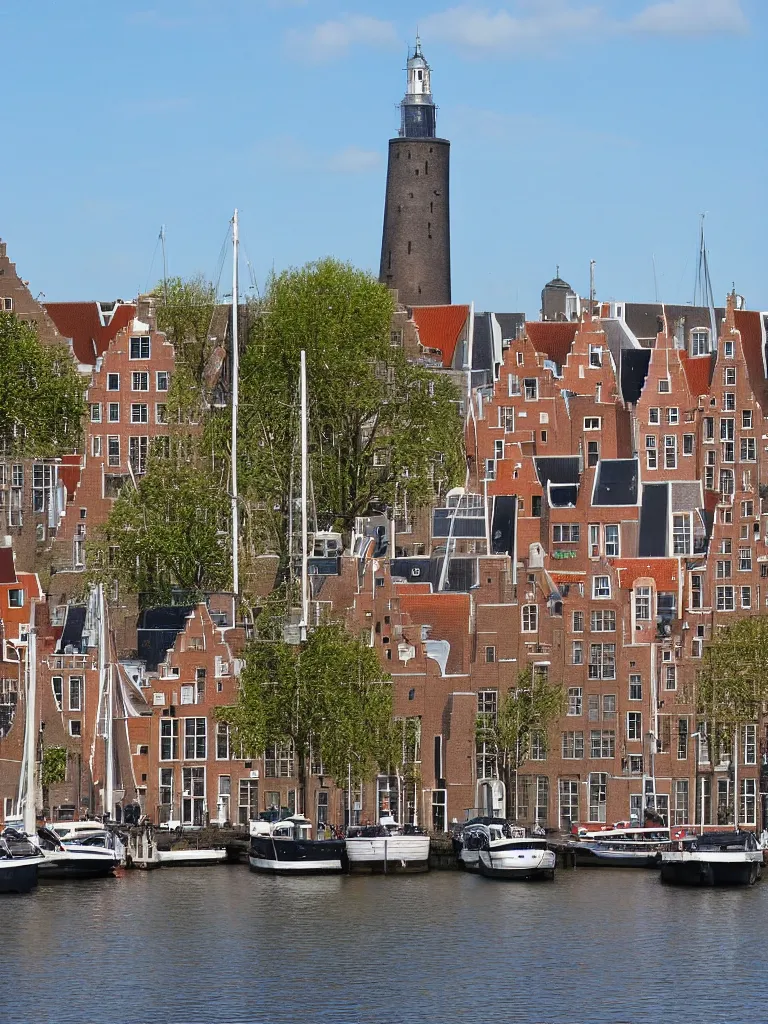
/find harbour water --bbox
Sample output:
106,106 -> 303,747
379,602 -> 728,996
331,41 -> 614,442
4,866 -> 762,1024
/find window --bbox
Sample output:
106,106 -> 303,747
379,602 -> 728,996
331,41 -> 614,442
604,525 -> 619,557
672,513 -> 692,555
131,403 -> 148,424
108,402 -> 120,422
553,524 -> 580,543
494,439 -> 504,461
658,378 -> 670,393
588,346 -> 602,368
589,643 -> 616,679
716,585 -> 735,611
664,665 -> 676,691
129,436 -> 148,474
390,330 -> 403,348
627,712 -> 642,741
691,328 -> 709,355
590,610 -> 616,632
500,406 -> 514,432
724,367 -> 736,386
588,773 -> 608,823
559,779 -> 579,828
720,469 -> 734,494
720,417 -> 735,441
184,718 -> 207,760
739,547 -> 752,572
677,718 -> 689,760
182,766 -> 205,826
723,392 -> 735,411
629,675 -> 642,701
634,586 -> 651,622
107,373 -> 120,391
664,435 -> 677,469
69,720 -> 81,737
743,724 -> 757,766
572,611 -> 584,633
68,676 -> 83,712
107,436 -> 120,467
720,539 -> 732,554
742,410 -> 753,429
567,687 -> 582,716
562,731 -> 584,759
673,780 -> 689,826
91,436 -> 102,457
485,646 -> 496,664
587,441 -> 599,468
239,779 -> 260,825
216,721 -> 230,760
716,560 -> 732,579
683,434 -> 694,456
159,767 -> 174,819
484,459 -> 496,481
628,755 -> 643,775
529,731 -> 546,760
180,685 -> 195,706
667,407 -> 679,425
592,576 -> 610,599
741,586 -> 752,609
522,604 -> 538,632
508,375 -> 520,397
584,417 -> 601,430
265,742 -> 294,777
649,408 -> 660,425
602,694 -> 616,721
8,588 -> 23,608
160,719 -> 179,760
741,438 -> 756,462
723,339 -> 735,358
155,403 -> 167,424
157,371 -> 170,392
51,676 -> 63,710
704,416 -> 714,442
130,335 -> 150,359
90,403 -> 101,423
742,500 -> 754,518
740,779 -> 757,826
523,378 -> 538,400
132,371 -> 149,391
572,641 -> 583,665
646,447 -> 657,470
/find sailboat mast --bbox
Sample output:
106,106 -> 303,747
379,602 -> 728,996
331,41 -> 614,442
300,349 -> 309,637
23,604 -> 37,833
231,209 -> 240,602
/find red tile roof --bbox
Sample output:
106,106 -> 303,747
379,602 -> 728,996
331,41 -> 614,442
398,592 -> 469,674
0,548 -> 16,585
609,558 -> 679,593
679,351 -> 714,397
525,321 -> 579,365
734,310 -> 768,410
44,302 -> 136,365
411,305 -> 469,368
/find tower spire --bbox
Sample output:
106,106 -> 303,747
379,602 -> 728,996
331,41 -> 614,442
400,37 -> 436,139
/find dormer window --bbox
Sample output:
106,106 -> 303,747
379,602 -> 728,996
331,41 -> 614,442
691,328 -> 710,356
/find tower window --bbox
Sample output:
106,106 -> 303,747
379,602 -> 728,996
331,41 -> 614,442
408,241 -> 412,254
428,222 -> 432,238
425,161 -> 428,175
430,202 -> 433,213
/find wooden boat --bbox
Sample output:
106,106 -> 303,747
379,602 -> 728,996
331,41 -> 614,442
345,817 -> 430,874
661,830 -> 763,886
249,814 -> 346,874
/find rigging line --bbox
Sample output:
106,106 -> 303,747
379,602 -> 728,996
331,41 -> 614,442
240,240 -> 260,297
212,221 -> 233,302
143,231 -> 162,297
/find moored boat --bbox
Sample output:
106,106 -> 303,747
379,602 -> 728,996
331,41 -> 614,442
661,830 -> 763,886
567,825 -> 683,867
0,829 -> 42,894
455,818 -> 514,872
476,826 -> 555,881
249,814 -> 346,874
346,817 -> 430,874
35,826 -> 119,879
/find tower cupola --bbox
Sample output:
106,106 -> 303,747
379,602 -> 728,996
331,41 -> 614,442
400,37 -> 436,139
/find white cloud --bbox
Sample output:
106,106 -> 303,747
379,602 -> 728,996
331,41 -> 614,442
324,146 -> 382,174
288,15 -> 398,62
630,0 -> 748,35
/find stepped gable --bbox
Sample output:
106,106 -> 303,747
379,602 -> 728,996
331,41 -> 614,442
44,301 -> 136,366
411,305 -> 469,368
525,321 -> 578,367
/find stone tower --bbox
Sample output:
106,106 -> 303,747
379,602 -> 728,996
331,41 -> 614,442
379,39 -> 451,307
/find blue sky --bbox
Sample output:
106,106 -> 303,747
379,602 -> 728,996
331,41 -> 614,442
1,0 -> 765,317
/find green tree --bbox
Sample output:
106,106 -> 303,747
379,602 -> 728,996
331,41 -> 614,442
219,622 -> 399,817
476,668 -> 564,820
88,440 -> 231,605
0,313 -> 85,456
239,258 -> 464,558
41,746 -> 68,815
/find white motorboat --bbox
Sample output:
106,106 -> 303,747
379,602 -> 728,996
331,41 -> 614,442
249,814 -> 346,874
345,817 -> 430,874
0,829 -> 42,894
661,830 -> 763,886
567,825 -> 684,868
477,826 -> 555,881
36,826 -> 119,879
456,819 -> 514,872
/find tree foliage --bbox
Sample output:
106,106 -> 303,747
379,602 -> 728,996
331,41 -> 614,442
155,275 -> 218,420
477,668 -> 564,818
88,439 -> 231,605
219,622 -> 399,814
41,746 -> 68,789
697,617 -> 768,725
239,258 -> 464,556
0,313 -> 85,456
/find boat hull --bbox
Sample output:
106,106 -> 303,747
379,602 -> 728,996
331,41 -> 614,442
0,857 -> 40,894
249,836 -> 345,875
38,847 -> 118,879
571,845 -> 663,868
661,851 -> 763,887
478,846 -> 555,881
345,835 -> 430,874
459,848 -> 481,872
156,849 -> 227,867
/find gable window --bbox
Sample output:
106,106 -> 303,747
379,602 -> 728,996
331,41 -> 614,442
691,328 -> 710,356
658,378 -> 670,394
508,374 -> 520,397
522,605 -> 538,632
724,367 -> 736,386
587,441 -> 599,468
132,371 -> 149,391
107,373 -> 120,391
723,393 -> 735,411
742,410 -> 753,429
523,378 -> 538,401
667,408 -> 679,425
589,345 -> 603,367
584,417 -> 601,431
572,611 -> 584,632
8,588 -> 23,608
635,586 -> 651,621
130,336 -> 151,360
592,575 -> 610,599
649,408 -> 660,425
672,513 -> 692,555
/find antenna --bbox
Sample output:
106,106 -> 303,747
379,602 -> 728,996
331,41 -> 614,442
694,214 -> 718,348
589,259 -> 596,313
